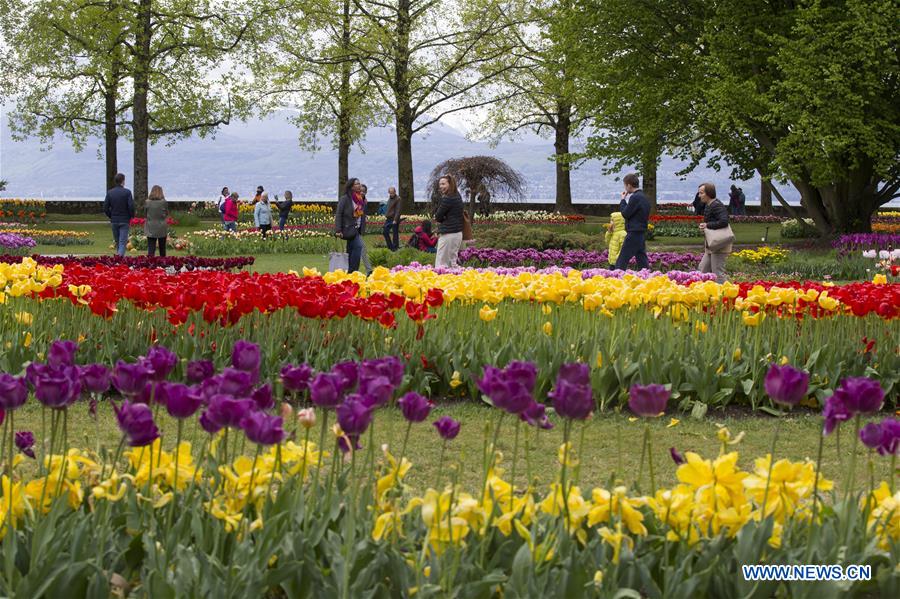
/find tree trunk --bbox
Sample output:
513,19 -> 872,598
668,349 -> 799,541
394,0 -> 415,214
641,151 -> 658,214
132,0 -> 152,212
104,85 -> 118,192
553,100 -> 573,213
759,178 -> 773,215
396,112 -> 415,214
336,0 -> 351,198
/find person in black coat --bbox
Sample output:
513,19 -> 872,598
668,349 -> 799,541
103,172 -> 135,257
334,178 -> 366,273
277,190 -> 294,230
698,182 -> 732,283
433,175 -> 465,268
692,192 -> 706,216
613,173 -> 651,270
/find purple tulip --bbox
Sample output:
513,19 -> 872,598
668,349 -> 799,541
216,368 -> 254,397
628,383 -> 670,418
670,447 -> 685,465
79,364 -> 111,394
331,361 -> 359,394
764,364 -> 809,406
240,411 -> 285,445
833,377 -> 884,414
34,366 -> 82,409
359,375 -> 394,408
433,416 -> 461,440
877,418 -> 900,456
146,345 -> 178,381
207,394 -> 255,429
338,434 -> 362,454
398,392 -> 433,423
114,400 -> 160,447
15,431 -> 35,458
860,422 -> 883,449
199,410 -> 222,434
112,361 -> 152,397
336,395 -> 373,436
556,362 -> 590,386
505,361 -> 538,392
520,401 -> 553,430
25,362 -> 50,388
822,394 -> 851,435
251,384 -> 275,410
549,378 -> 594,420
186,359 -> 215,384
47,339 -> 78,369
231,340 -> 261,373
310,373 -> 342,408
0,373 -> 28,410
157,382 -> 202,419
281,363 -> 313,392
477,366 -> 533,415
360,356 -> 405,387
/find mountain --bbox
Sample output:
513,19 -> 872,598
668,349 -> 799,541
1,110 -> 782,202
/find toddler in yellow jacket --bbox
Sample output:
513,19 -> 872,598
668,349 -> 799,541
605,212 -> 626,265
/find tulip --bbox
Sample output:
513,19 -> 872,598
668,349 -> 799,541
199,410 -> 222,435
281,363 -> 313,392
114,400 -> 160,447
15,430 -> 35,458
186,359 -> 215,384
520,401 -> 553,430
34,366 -> 82,409
251,384 -> 275,410
549,378 -> 594,420
331,361 -> 359,394
822,394 -> 851,435
764,364 -> 809,406
477,366 -> 533,415
25,362 -> 49,388
360,356 -> 405,388
79,364 -> 111,394
505,361 -> 538,392
157,382 -> 202,419
0,373 -> 28,410
398,392 -> 433,423
112,360 -> 152,397
833,377 -> 884,414
860,422 -> 883,450
216,368 -> 255,397
146,345 -> 178,381
876,418 -> 900,456
298,408 -> 317,429
231,339 -> 261,373
47,339 -> 78,369
433,416 -> 461,440
310,373 -> 342,408
280,402 -> 294,420
557,362 -> 590,386
207,394 -> 255,429
628,384 -> 670,418
336,395 -> 373,436
359,375 -> 394,408
670,447 -> 685,465
241,412 -> 285,446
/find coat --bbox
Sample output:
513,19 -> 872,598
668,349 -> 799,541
385,194 -> 401,223
605,212 -> 627,264
619,190 -> 650,233
335,192 -> 365,238
104,186 -> 135,224
434,194 -> 464,234
223,198 -> 238,222
254,201 -> 272,227
703,199 -> 732,253
144,199 -> 168,238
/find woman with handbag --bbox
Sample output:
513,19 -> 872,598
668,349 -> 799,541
433,175 -> 465,268
697,182 -> 733,283
335,177 -> 366,273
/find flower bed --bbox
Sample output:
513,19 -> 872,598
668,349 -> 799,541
833,233 -> 900,252
733,246 -> 789,265
186,228 -> 334,255
0,198 -> 47,223
0,254 -> 254,271
0,227 -> 91,246
0,232 -> 36,256
130,216 -> 179,227
389,263 -> 717,285
459,247 -> 702,271
872,222 -> 900,233
0,340 -> 896,596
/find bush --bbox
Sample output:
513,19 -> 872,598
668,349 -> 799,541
176,212 -> 201,227
186,229 -> 335,256
652,223 -> 704,238
368,247 -> 435,268
476,225 -> 606,251
781,218 -> 820,239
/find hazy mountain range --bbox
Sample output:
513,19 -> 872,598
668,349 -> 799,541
1,110 -> 785,203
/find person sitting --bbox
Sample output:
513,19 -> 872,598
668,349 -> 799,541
605,212 -> 626,266
408,220 -> 438,253
223,192 -> 239,232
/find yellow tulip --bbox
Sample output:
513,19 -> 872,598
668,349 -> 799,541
542,321 -> 553,336
478,304 -> 497,322
14,311 -> 33,325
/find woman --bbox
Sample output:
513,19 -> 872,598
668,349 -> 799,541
277,190 -> 294,230
433,175 -> 464,268
254,192 -> 273,237
359,184 -> 373,275
223,192 -> 239,232
697,182 -> 732,283
145,185 -> 169,257
335,177 -> 366,273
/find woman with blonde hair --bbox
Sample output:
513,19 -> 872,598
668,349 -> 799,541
145,185 -> 169,257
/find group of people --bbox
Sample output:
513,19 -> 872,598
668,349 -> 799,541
606,173 -> 731,283
216,185 -> 296,235
692,184 -> 745,216
103,173 -> 170,257
335,174 -> 465,274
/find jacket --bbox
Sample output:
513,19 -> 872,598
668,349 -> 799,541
703,199 -> 729,230
412,226 -> 437,251
619,190 -> 650,233
335,192 -> 365,238
144,199 -> 168,238
434,194 -> 464,234
385,194 -> 401,223
692,194 -> 706,216
605,212 -> 627,265
254,202 -> 272,227
223,198 -> 238,222
104,186 -> 135,224
278,199 -> 293,219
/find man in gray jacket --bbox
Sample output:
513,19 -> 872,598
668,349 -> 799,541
103,172 -> 135,257
382,187 -> 402,251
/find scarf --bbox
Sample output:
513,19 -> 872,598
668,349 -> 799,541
352,191 -> 366,218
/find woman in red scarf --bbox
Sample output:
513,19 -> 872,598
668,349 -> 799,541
334,177 -> 366,272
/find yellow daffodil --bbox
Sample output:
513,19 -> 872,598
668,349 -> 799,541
598,523 -> 633,564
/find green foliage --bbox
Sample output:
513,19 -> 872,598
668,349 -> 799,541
477,225 -> 604,251
368,247 -> 434,268
186,231 -> 335,256
781,219 -> 821,239
651,224 -> 703,239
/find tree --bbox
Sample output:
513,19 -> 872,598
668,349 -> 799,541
426,156 -> 525,214
351,0 -> 520,212
468,0 -> 586,212
0,0 -> 130,191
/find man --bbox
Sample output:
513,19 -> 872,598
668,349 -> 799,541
613,173 -> 650,270
382,186 -> 402,251
103,172 -> 135,257
277,190 -> 294,230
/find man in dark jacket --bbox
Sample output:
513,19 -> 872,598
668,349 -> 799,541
382,187 -> 402,251
614,173 -> 651,270
277,190 -> 294,230
103,172 -> 135,257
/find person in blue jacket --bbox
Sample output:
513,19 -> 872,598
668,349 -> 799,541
614,173 -> 651,270
103,172 -> 135,257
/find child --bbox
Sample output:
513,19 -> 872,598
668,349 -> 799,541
408,220 -> 438,253
605,212 -> 626,266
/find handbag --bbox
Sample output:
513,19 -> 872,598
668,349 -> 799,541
704,224 -> 735,253
462,210 -> 474,241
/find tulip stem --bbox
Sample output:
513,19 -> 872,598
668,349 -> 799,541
312,410 -> 329,514
436,440 -> 447,491
509,419 -> 520,511
560,419 -> 573,529
891,454 -> 896,495
646,423 -> 656,496
844,415 -> 861,502
760,417 -> 782,521
637,425 -> 647,493
808,426 -> 826,558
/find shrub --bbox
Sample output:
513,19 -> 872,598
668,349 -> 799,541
781,218 -> 820,239
368,247 -> 435,268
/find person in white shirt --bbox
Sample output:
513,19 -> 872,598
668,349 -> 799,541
217,186 -> 230,224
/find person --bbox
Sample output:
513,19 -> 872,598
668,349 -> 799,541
217,187 -> 230,223
103,172 -> 135,257
605,211 -> 626,266
253,185 -> 264,204
728,184 -> 746,216
613,173 -> 650,270
335,177 -> 366,273
277,190 -> 294,230
145,185 -> 169,257
698,182 -> 731,283
223,192 -> 239,232
254,192 -> 273,237
383,186 -> 402,251
476,184 -> 492,216
358,185 -> 374,274
408,220 -> 438,253
692,192 -> 706,216
433,175 -> 465,268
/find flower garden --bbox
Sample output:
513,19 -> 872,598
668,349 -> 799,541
0,207 -> 898,596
